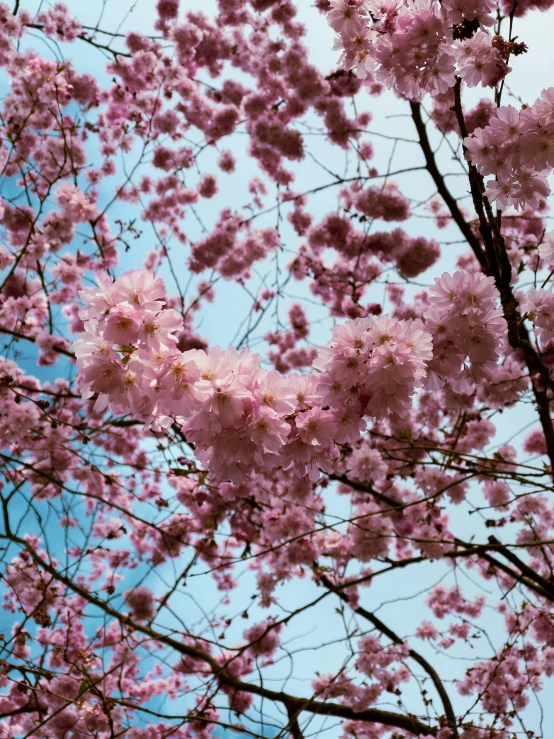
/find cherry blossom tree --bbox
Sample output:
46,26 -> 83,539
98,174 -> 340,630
2,0 -> 554,738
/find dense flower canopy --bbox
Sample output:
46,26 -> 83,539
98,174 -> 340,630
2,1 -> 554,739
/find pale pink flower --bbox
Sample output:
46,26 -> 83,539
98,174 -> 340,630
485,179 -> 517,210
255,371 -> 297,414
487,105 -> 522,144
79,272 -> 116,321
328,0 -> 366,36
464,128 -> 496,176
538,230 -> 554,266
250,406 -> 291,453
138,308 -> 183,352
112,269 -> 166,310
103,305 -> 142,346
296,407 -> 336,447
348,446 -> 387,483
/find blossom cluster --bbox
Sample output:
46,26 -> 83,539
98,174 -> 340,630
519,231 -> 554,346
290,200 -> 441,318
465,89 -> 554,209
327,0 -> 511,99
75,268 -> 510,482
75,270 -> 438,481
425,270 -> 507,393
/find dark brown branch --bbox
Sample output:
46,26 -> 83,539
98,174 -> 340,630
1,532 -> 438,737
450,81 -> 496,273
0,704 -> 44,718
286,706 -> 306,739
328,474 -> 400,508
0,326 -> 75,359
452,78 -> 554,472
333,474 -> 554,603
450,539 -> 554,602
316,569 -> 459,737
23,23 -> 132,59
409,101 -> 488,271
487,534 -> 554,595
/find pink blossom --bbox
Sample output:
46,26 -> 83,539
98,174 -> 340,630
103,304 -> 142,346
538,230 -> 554,265
125,585 -> 156,621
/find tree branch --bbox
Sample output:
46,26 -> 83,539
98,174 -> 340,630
409,101 -> 488,271
0,326 -> 75,359
316,568 -> 459,737
452,78 -> 554,472
333,474 -> 554,603
1,531 -> 438,737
